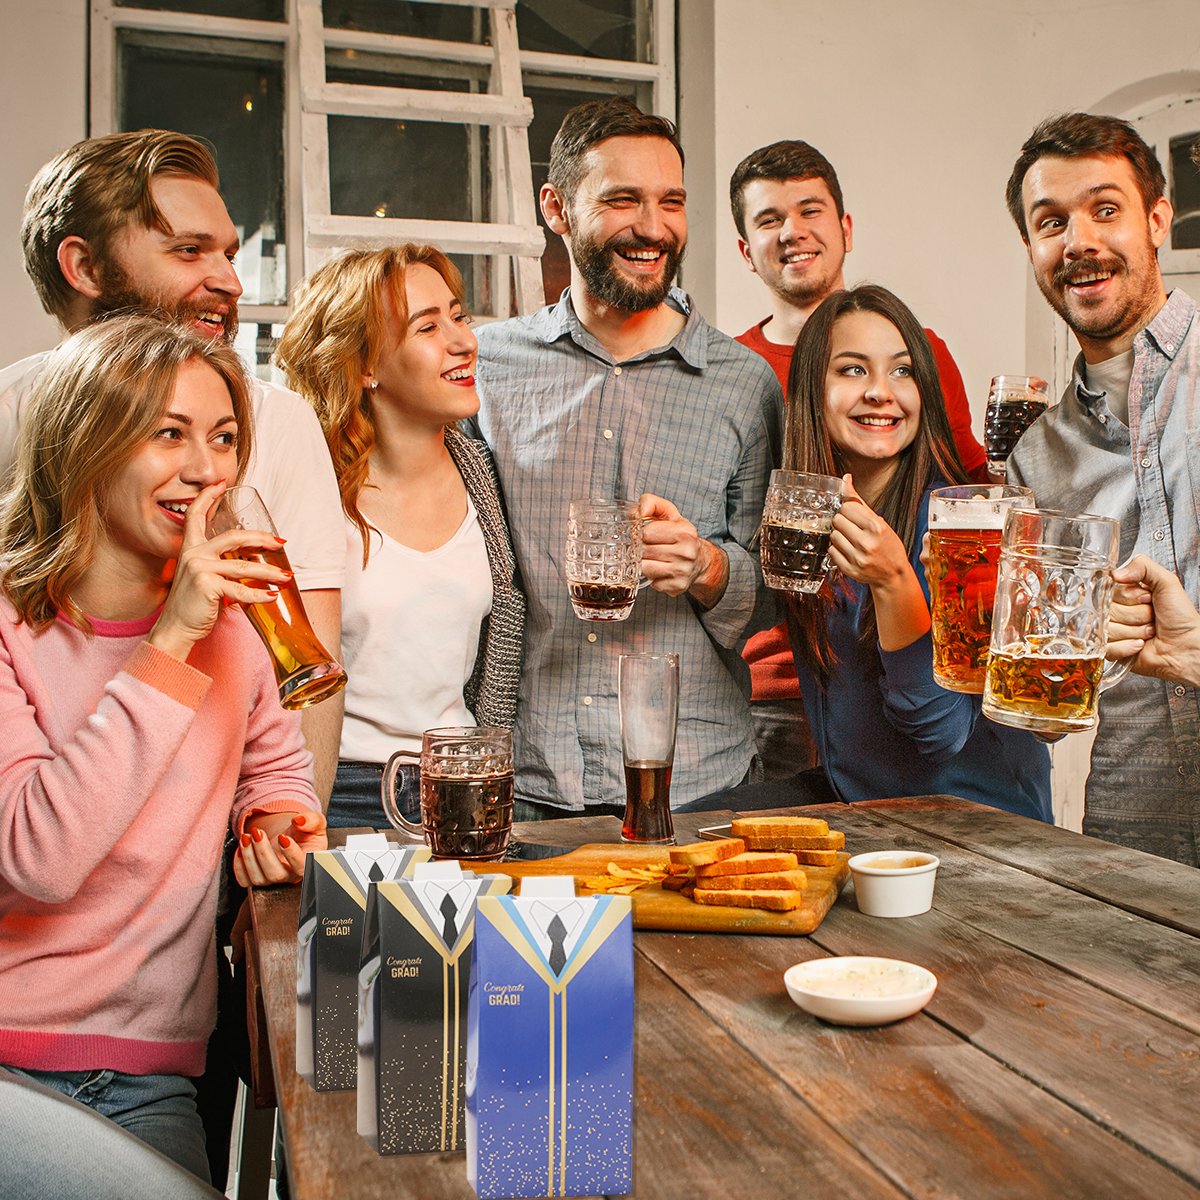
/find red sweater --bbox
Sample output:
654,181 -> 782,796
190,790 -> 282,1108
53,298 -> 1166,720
737,318 -> 987,701
0,602 -> 319,1076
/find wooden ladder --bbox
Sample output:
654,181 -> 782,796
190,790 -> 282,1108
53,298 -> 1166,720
294,0 -> 545,315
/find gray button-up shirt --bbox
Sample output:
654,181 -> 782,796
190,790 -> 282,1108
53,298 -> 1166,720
472,288 -> 782,810
1009,289 -> 1200,865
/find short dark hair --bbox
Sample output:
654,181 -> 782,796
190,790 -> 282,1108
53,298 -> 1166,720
21,130 -> 221,322
1005,113 -> 1166,240
546,97 -> 684,207
729,140 -> 845,238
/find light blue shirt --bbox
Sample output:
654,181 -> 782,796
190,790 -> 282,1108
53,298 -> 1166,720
471,288 -> 782,809
1009,289 -> 1200,865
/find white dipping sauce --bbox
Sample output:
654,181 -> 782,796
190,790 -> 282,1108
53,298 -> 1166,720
801,962 -> 927,998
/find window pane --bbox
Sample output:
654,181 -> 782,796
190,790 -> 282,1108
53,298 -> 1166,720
116,0 -> 285,20
324,1 -> 480,41
1170,132 -> 1200,252
518,0 -> 643,61
118,37 -> 287,304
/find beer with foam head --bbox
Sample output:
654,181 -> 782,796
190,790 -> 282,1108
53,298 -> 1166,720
927,486 -> 1033,694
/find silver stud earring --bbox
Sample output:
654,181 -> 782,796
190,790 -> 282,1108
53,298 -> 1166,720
369,378 -> 379,391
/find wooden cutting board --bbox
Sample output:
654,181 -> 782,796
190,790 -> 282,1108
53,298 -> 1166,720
465,844 -> 850,936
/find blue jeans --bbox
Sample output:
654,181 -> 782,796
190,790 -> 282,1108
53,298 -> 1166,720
3,1066 -> 210,1184
328,759 -> 420,831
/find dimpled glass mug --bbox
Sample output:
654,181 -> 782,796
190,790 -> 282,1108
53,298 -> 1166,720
382,727 -> 514,861
983,509 -> 1130,735
564,497 -> 645,621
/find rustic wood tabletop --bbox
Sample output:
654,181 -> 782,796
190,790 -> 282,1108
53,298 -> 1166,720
246,797 -> 1200,1199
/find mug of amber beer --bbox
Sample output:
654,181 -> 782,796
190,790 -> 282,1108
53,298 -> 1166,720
928,484 -> 1033,693
209,486 -> 347,710
382,727 -> 514,861
760,470 -> 844,593
982,509 -> 1130,734
617,653 -> 678,845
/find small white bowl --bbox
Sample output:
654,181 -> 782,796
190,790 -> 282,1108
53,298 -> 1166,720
784,956 -> 937,1026
847,850 -> 940,918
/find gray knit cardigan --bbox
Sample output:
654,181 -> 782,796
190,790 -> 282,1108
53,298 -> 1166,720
444,426 -> 525,728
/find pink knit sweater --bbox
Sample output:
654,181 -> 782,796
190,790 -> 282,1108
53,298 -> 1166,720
0,600 -> 319,1076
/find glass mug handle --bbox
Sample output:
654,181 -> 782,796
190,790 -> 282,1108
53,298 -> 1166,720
381,750 -> 424,840
1101,558 -> 1137,695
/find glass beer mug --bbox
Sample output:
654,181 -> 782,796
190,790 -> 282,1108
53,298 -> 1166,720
982,509 -> 1130,734
382,727 -> 514,861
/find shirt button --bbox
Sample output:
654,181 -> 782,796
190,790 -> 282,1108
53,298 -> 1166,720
586,632 -> 597,643
1165,343 -> 1174,352
582,695 -> 593,706
1175,685 -> 1187,697
603,429 -> 614,440
1098,415 -> 1108,424
1153,530 -> 1166,541
613,365 -> 623,376
1140,457 -> 1152,468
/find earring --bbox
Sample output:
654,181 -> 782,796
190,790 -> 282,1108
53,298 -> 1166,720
368,378 -> 379,391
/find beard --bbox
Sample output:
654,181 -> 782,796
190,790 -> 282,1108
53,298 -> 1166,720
571,231 -> 684,313
92,258 -> 239,343
1039,251 -> 1161,344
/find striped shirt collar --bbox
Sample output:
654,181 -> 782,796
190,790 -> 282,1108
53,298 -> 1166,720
532,285 -> 708,369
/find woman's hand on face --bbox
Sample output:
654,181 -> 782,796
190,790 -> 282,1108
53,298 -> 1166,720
234,810 -> 328,888
829,475 -> 911,591
147,482 -> 291,661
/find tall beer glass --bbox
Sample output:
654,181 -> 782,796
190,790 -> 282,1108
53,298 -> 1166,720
760,470 -> 844,593
983,509 -> 1130,734
382,727 -> 514,861
928,485 -> 1033,693
618,653 -> 678,845
209,485 -> 347,710
985,375 -> 1051,480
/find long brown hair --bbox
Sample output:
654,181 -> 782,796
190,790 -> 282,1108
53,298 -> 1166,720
0,314 -> 252,631
785,284 -> 967,683
274,244 -> 466,565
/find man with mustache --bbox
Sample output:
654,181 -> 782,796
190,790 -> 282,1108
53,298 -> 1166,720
729,139 -> 988,780
1005,112 -> 1199,867
1,131 -> 344,802
0,129 -> 345,1183
472,97 -> 781,814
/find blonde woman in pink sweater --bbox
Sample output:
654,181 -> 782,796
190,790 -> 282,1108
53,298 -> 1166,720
0,316 -> 327,1183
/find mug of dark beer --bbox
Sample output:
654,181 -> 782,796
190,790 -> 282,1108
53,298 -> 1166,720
565,497 -> 645,621
927,484 -> 1033,694
759,469 -> 844,593
982,509 -> 1130,734
984,375 -> 1052,480
382,727 -> 514,861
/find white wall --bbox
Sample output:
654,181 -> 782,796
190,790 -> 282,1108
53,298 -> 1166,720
0,0 -> 87,364
680,0 -> 1200,417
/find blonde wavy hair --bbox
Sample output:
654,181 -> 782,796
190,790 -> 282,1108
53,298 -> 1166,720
0,314 -> 253,631
274,244 -> 466,565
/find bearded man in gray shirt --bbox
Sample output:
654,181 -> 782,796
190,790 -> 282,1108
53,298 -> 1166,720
1005,112 -> 1200,866
472,98 -> 781,815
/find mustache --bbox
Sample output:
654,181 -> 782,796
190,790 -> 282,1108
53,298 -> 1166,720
1051,256 -> 1120,289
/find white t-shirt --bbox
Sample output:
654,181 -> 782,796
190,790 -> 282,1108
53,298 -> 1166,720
1084,349 -> 1134,427
338,498 -> 493,762
0,352 -> 345,591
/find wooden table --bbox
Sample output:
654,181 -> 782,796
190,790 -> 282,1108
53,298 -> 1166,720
246,797 -> 1200,1198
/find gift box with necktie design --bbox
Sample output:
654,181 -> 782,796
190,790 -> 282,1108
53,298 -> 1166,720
296,833 -> 430,1091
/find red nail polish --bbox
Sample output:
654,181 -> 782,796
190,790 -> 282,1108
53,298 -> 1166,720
279,834 -> 292,848
252,827 -> 265,843
240,834 -> 251,848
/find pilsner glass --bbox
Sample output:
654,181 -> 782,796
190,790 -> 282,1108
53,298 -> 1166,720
209,485 -> 347,710
927,484 -> 1033,693
565,498 -> 645,621
759,469 -> 844,593
984,375 -> 1052,480
382,727 -> 514,861
617,653 -> 678,845
983,509 -> 1130,734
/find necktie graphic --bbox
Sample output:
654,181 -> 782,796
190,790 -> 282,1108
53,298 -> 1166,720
547,913 -> 567,975
440,891 -> 458,947
368,861 -> 384,882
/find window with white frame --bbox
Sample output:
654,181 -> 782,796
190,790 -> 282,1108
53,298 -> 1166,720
91,0 -> 676,373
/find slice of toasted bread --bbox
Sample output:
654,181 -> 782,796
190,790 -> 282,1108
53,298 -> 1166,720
668,837 -> 745,867
693,887 -> 804,912
694,851 -> 799,877
788,848 -> 841,867
741,830 -> 845,851
689,868 -> 807,891
731,815 -> 829,838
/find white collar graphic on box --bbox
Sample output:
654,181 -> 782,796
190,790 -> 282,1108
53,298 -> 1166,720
342,832 -> 409,893
520,878 -> 587,960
